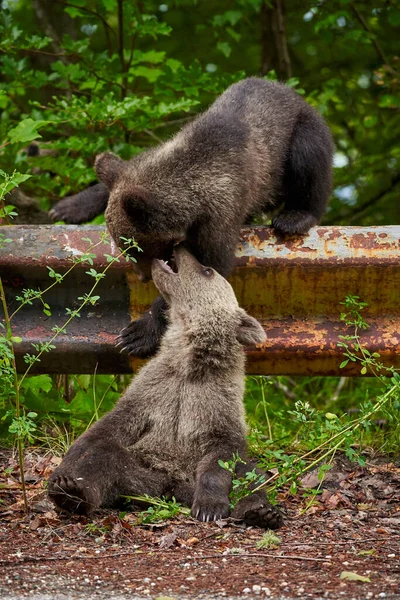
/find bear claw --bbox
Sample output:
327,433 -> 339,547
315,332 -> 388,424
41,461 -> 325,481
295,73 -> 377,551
232,497 -> 283,529
117,313 -> 164,358
191,499 -> 230,523
48,473 -> 95,514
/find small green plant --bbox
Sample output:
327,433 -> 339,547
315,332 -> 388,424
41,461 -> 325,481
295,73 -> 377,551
84,522 -> 110,536
219,452 -> 266,508
0,166 -> 141,508
256,530 -> 282,549
338,295 -> 388,376
122,494 -> 190,524
242,295 -> 400,504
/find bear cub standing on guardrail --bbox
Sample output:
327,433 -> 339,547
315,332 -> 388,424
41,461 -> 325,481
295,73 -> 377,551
50,77 -> 333,359
48,246 -> 283,529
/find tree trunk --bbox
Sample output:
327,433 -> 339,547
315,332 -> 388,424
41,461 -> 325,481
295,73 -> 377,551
260,0 -> 292,81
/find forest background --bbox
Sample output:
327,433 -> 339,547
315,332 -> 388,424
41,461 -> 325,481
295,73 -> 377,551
0,0 -> 399,484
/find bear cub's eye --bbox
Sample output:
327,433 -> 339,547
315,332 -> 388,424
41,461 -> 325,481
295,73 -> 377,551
202,267 -> 213,277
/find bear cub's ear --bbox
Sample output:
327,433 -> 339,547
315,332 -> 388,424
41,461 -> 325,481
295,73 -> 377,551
236,308 -> 267,346
95,152 -> 125,190
121,188 -> 158,233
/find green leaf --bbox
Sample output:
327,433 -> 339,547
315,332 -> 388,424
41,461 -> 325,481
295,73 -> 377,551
11,336 -> 22,344
20,375 -> 53,394
358,549 -> 375,556
130,66 -> 163,83
134,50 -> 166,64
325,412 -> 337,420
217,42 -> 232,58
0,172 -> 31,197
8,119 -> 51,144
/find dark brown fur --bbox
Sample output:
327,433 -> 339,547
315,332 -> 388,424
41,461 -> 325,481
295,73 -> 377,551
48,247 -> 283,529
50,78 -> 333,357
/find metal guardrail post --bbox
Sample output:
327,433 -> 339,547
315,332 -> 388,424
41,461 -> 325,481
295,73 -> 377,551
1,225 -> 399,375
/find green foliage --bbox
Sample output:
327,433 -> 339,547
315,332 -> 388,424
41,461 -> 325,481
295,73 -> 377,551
0,0 -> 399,515
242,298 -> 400,501
0,0 -> 239,211
219,453 -> 266,508
0,1 -> 398,222
256,530 -> 282,549
123,494 -> 190,524
3,410 -> 37,443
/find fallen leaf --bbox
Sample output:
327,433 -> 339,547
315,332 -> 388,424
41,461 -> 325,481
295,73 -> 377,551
159,532 -> 177,549
215,519 -> 228,528
186,537 -> 199,546
300,471 -> 320,489
29,516 -> 41,530
340,571 -> 371,583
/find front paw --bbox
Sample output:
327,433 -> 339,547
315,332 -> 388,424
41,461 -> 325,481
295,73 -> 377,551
191,497 -> 230,522
49,196 -> 88,224
117,312 -> 164,358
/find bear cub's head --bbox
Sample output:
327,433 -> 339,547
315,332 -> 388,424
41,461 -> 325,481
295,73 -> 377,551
152,246 -> 266,348
95,152 -> 188,282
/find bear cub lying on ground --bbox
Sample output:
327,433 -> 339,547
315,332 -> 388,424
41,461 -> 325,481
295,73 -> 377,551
50,78 -> 333,359
48,246 -> 282,529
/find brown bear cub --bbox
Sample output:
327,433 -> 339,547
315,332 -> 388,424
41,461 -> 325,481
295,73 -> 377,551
48,246 -> 282,529
50,77 -> 333,358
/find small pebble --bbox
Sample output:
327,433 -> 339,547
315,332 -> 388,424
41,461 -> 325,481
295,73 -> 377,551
243,588 -> 251,594
252,585 -> 261,593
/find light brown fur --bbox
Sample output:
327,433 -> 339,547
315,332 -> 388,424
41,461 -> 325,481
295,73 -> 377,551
48,247 -> 282,528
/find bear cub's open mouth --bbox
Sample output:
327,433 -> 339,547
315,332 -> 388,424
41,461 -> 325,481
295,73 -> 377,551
155,250 -> 179,275
158,259 -> 176,274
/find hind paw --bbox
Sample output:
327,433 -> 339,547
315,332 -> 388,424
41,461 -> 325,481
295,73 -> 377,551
272,210 -> 317,236
48,473 -> 99,514
232,497 -> 283,530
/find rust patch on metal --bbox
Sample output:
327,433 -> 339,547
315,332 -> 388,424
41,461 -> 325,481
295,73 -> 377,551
1,224 -> 399,375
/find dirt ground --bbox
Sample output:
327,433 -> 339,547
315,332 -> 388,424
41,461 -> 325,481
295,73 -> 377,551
0,448 -> 399,600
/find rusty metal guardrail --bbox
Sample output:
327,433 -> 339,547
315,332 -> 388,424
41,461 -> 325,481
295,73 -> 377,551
1,225 -> 399,376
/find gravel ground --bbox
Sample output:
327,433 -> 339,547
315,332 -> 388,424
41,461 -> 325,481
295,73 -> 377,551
1,450 -> 400,600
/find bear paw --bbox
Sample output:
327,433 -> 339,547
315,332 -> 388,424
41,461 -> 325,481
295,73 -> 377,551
272,210 -> 317,236
49,196 -> 93,224
232,497 -> 283,530
48,473 -> 99,514
116,312 -> 165,358
191,498 -> 230,522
